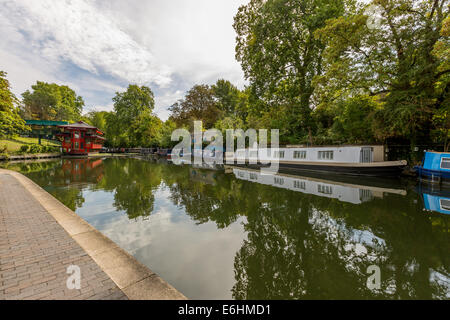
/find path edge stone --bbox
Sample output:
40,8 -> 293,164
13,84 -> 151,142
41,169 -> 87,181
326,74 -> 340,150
0,169 -> 187,300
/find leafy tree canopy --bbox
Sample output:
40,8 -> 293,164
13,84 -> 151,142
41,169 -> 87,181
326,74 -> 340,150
22,81 -> 84,121
0,71 -> 29,138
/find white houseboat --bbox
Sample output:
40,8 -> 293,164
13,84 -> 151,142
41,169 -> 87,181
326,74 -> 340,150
232,145 -> 407,177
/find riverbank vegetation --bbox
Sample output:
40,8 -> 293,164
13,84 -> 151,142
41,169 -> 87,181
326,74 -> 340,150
0,0 -> 448,156
97,0 -> 450,153
0,137 -> 60,154
169,0 -> 449,151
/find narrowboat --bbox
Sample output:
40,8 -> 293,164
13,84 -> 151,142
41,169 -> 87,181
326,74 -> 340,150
232,145 -> 407,177
179,147 -> 223,164
415,151 -> 450,184
156,148 -> 171,157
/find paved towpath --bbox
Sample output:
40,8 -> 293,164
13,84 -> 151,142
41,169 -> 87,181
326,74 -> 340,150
0,169 -> 186,300
0,171 -> 128,300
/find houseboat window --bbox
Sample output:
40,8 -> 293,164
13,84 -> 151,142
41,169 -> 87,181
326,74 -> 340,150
318,184 -> 332,194
238,171 -> 245,178
294,151 -> 306,159
318,151 -> 334,160
440,199 -> 450,211
65,137 -> 70,143
294,180 -> 306,189
440,157 -> 450,169
249,173 -> 258,180
74,142 -> 79,149
274,177 -> 284,185
274,151 -> 285,159
74,131 -> 80,139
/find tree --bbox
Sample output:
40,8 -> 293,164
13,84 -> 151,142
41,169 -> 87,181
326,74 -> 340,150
0,71 -> 29,138
169,84 -> 220,130
215,116 -> 245,133
212,79 -> 241,116
159,120 -> 177,148
22,81 -> 84,121
431,14 -> 450,150
234,0 -> 345,143
111,84 -> 156,147
86,111 -> 108,132
104,112 -> 126,147
130,113 -> 163,147
113,84 -> 155,125
330,95 -> 378,144
316,0 -> 449,145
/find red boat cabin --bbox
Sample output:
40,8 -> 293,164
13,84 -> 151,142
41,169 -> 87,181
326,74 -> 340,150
57,121 -> 105,155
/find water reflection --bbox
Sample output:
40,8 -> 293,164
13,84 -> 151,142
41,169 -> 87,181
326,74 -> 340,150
417,184 -> 450,215
231,167 -> 407,204
2,158 -> 449,299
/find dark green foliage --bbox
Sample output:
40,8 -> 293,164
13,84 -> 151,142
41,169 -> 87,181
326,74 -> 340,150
21,81 -> 84,121
0,71 -> 29,138
28,144 -> 42,154
19,145 -> 29,153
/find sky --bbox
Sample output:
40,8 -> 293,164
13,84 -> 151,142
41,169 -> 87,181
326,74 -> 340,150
0,0 -> 249,120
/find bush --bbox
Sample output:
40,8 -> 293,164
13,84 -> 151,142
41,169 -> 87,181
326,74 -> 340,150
29,144 -> 42,154
49,146 -> 60,153
19,145 -> 29,153
44,145 -> 59,153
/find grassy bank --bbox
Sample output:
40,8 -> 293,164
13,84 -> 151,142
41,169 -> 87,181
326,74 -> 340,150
0,137 -> 61,155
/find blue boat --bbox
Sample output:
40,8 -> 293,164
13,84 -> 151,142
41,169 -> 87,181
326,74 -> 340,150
415,151 -> 450,184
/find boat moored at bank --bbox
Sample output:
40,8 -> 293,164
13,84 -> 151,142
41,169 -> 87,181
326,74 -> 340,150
415,151 -> 450,184
232,145 -> 407,177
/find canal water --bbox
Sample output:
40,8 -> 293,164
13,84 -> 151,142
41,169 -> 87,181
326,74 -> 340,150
2,157 -> 449,299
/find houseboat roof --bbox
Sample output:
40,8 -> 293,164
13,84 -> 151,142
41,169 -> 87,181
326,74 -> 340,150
424,151 -> 450,154
284,144 -> 383,148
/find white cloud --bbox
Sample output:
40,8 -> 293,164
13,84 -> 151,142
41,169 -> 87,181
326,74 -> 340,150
101,0 -> 248,88
0,0 -> 249,120
0,0 -> 172,86
154,89 -> 184,121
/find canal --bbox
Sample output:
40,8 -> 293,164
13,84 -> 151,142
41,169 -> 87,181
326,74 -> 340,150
2,157 -> 449,299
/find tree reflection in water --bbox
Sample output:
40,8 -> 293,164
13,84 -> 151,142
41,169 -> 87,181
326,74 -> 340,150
7,157 -> 449,299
